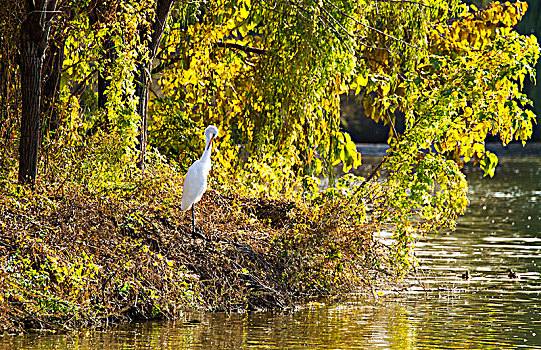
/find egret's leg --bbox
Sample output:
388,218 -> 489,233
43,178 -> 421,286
191,205 -> 195,233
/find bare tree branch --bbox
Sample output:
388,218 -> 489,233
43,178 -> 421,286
376,0 -> 436,9
215,41 -> 269,55
70,68 -> 98,97
151,55 -> 183,75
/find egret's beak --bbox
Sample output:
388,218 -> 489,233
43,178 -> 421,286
207,134 -> 216,150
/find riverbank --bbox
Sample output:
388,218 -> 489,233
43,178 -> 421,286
0,178 -> 392,334
2,157 -> 539,348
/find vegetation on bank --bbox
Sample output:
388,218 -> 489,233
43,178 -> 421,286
0,155 -> 397,333
1,0 -> 539,333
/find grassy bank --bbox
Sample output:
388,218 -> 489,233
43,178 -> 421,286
0,165 -> 395,334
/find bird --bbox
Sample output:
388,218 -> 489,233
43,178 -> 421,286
181,125 -> 219,236
460,270 -> 470,280
507,269 -> 518,279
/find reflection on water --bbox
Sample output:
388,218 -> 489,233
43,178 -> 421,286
409,157 -> 541,349
2,158 -> 540,349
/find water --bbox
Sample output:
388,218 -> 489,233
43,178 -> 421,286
2,157 -> 540,349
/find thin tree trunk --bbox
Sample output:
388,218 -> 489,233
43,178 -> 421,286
136,0 -> 173,171
135,63 -> 150,170
0,1 -> 22,171
18,0 -> 57,185
89,3 -> 115,128
98,36 -> 115,115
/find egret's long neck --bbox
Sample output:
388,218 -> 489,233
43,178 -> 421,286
200,137 -> 213,163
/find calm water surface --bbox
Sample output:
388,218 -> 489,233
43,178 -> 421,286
2,157 -> 540,349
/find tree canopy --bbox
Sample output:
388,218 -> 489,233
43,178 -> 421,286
0,0 -> 539,267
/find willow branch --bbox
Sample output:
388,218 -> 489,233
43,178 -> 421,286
322,0 -> 423,51
152,42 -> 268,75
287,0 -> 354,53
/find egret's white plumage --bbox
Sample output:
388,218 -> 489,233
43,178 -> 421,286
181,125 -> 219,233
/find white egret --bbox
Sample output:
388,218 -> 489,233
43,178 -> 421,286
181,125 -> 219,235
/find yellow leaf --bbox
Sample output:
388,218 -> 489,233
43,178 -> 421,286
520,2 -> 528,14
240,5 -> 249,19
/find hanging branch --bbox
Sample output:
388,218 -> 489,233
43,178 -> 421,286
321,0 -> 424,51
152,41 -> 268,75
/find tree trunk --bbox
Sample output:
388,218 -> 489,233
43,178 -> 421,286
42,38 -> 64,135
18,37 -> 43,185
136,0 -> 174,171
18,0 -> 56,185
